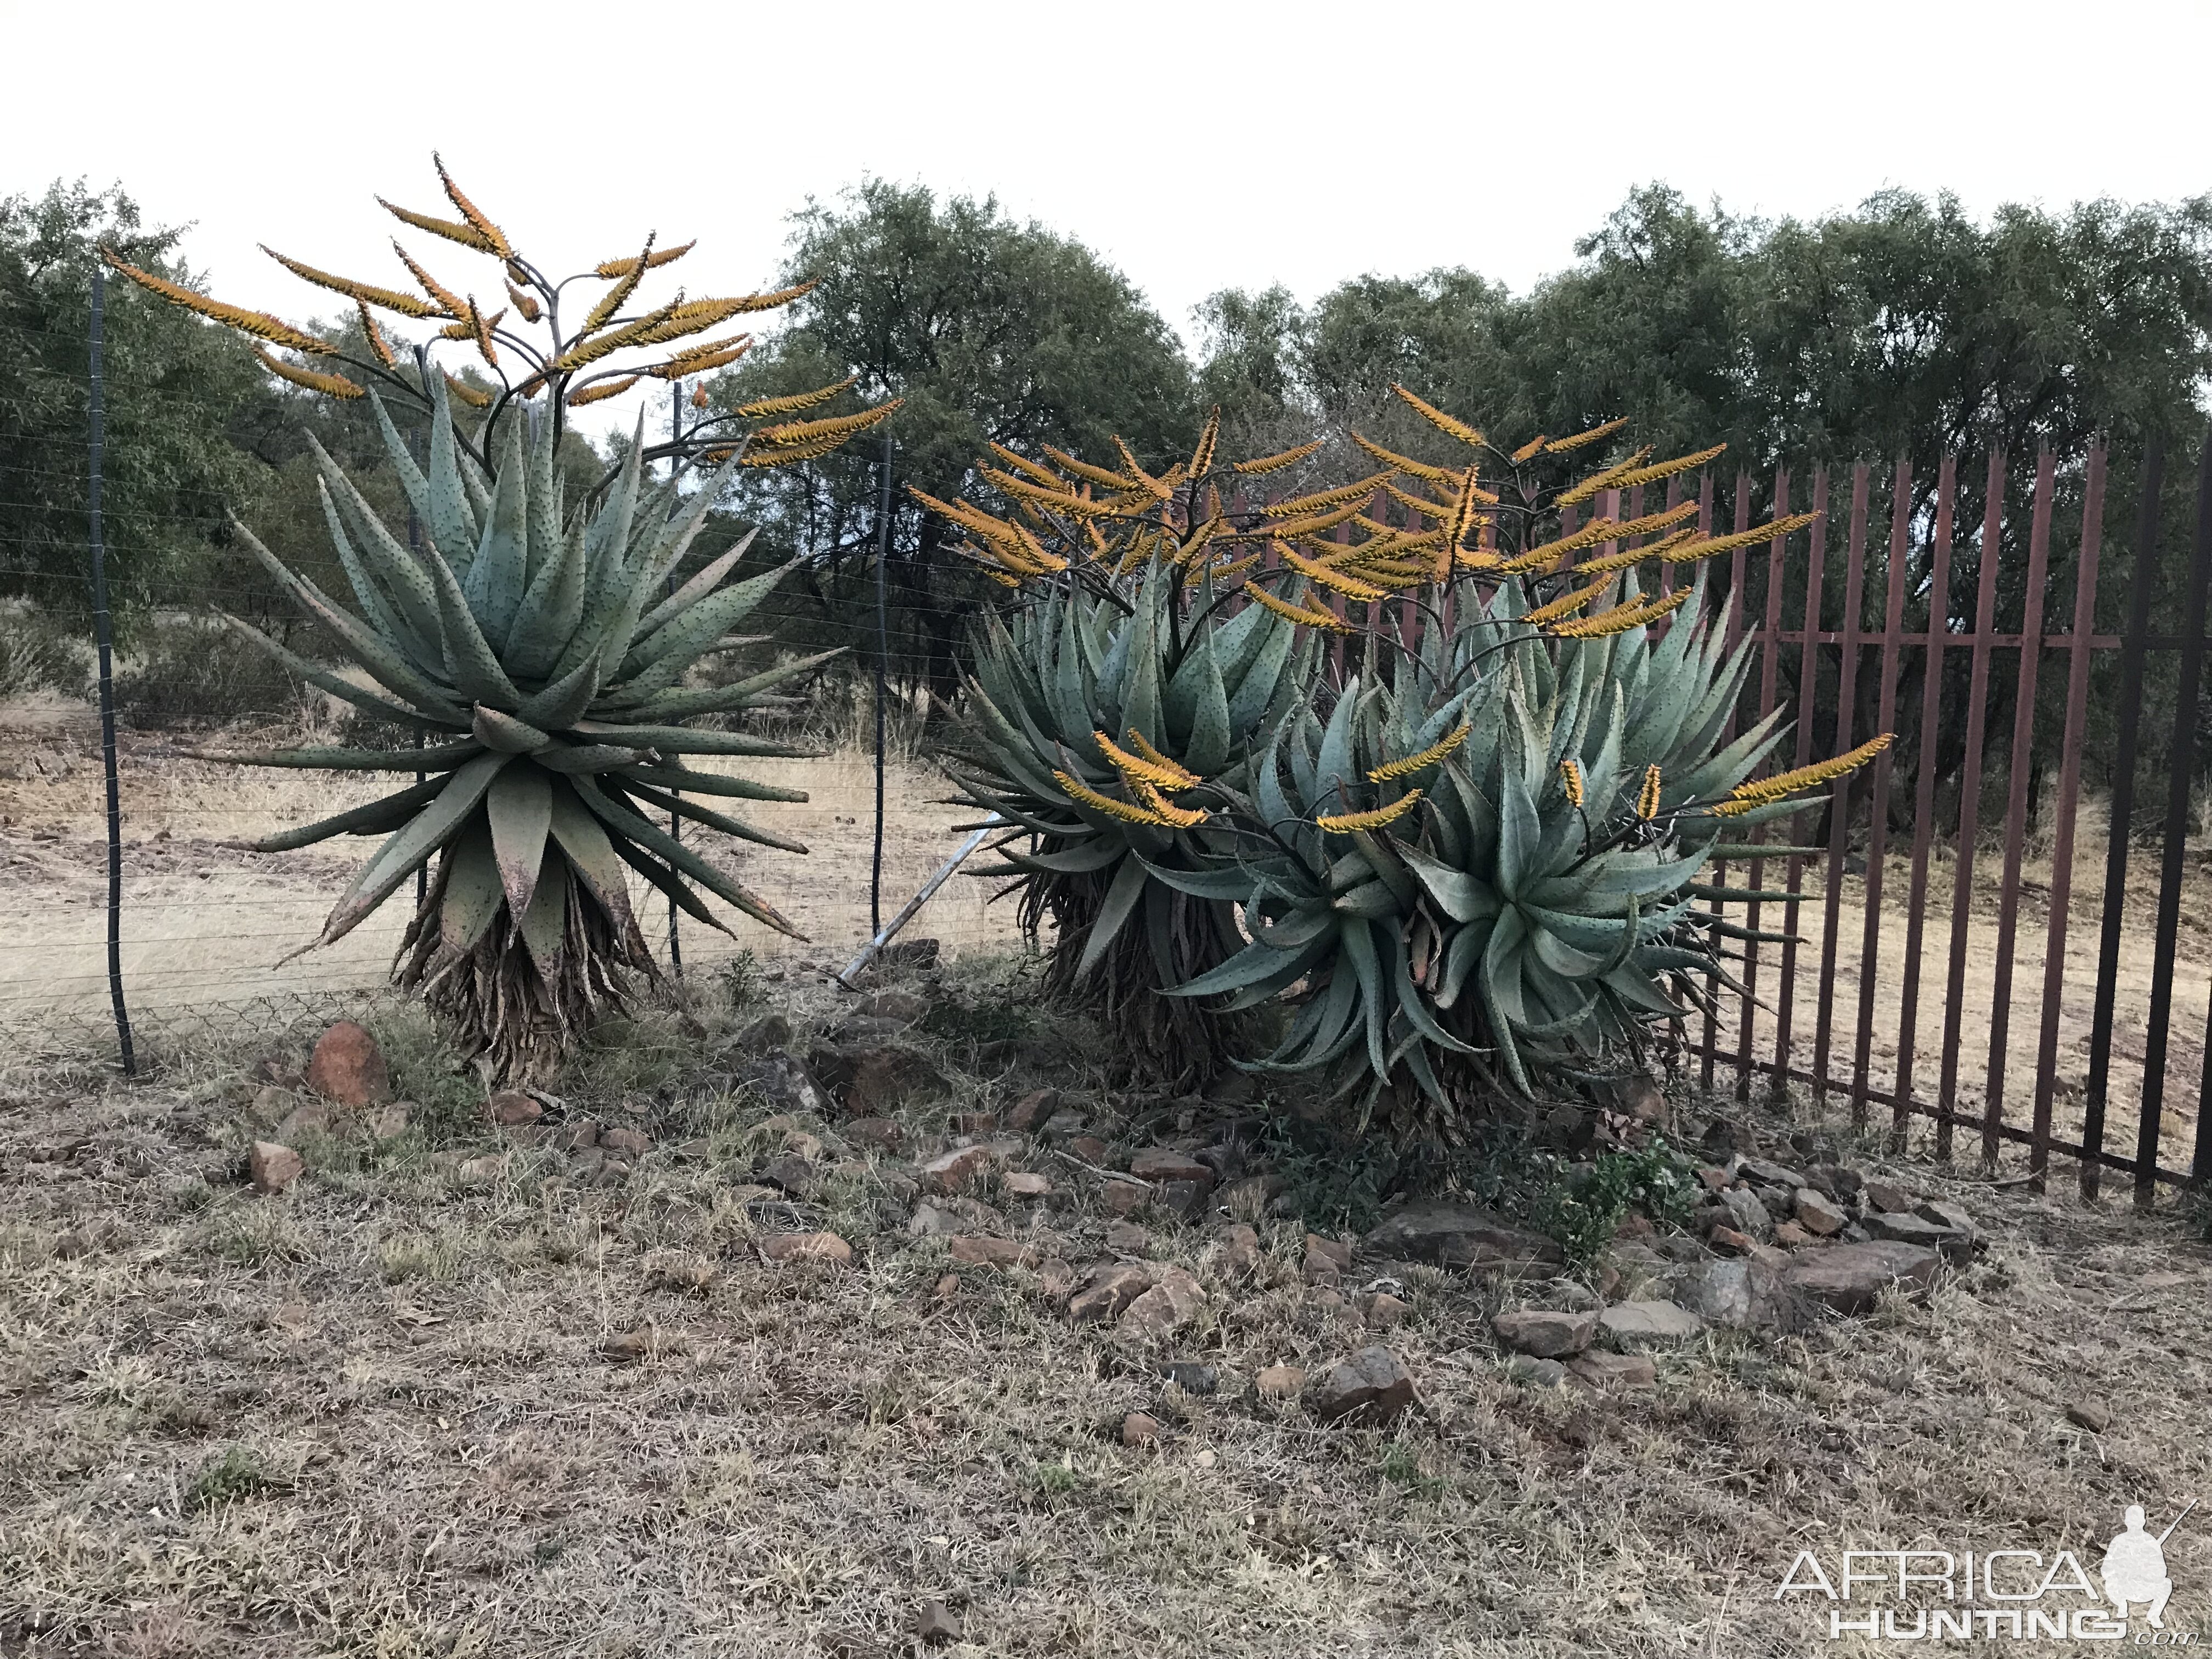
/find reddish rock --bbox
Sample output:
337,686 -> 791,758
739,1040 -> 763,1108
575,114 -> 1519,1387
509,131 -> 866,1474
1773,1220 -> 1814,1248
1118,1267 -> 1205,1341
950,1111 -> 1000,1137
1362,1203 -> 1563,1274
1068,1263 -> 1150,1324
1304,1345 -> 1418,1424
486,1090 -> 541,1126
303,1021 -> 391,1107
844,1116 -> 905,1150
600,1125 -> 652,1157
1219,1222 -> 1262,1280
1779,1239 -> 1943,1315
250,1141 -> 304,1193
274,1101 -> 335,1142
1130,1147 -> 1215,1190
1036,1256 -> 1077,1299
948,1235 -> 1034,1268
1569,1351 -> 1657,1390
1361,1291 -> 1412,1331
1617,1077 -> 1667,1121
760,1231 -> 853,1266
1491,1308 -> 1595,1358
1001,1171 -> 1052,1199
1121,1410 -> 1163,1447
1069,1135 -> 1110,1164
918,1143 -> 997,1195
1104,1221 -> 1150,1254
1254,1363 -> 1306,1402
1709,1224 -> 1757,1256
1303,1233 -> 1352,1285
1101,1180 -> 1150,1217
1794,1186 -> 1847,1236
1005,1090 -> 1055,1132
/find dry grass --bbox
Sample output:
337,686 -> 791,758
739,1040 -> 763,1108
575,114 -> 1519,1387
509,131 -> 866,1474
2,964 -> 2207,1656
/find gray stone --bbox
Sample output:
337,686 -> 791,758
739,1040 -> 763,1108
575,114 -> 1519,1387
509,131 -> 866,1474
735,1051 -> 830,1118
1794,1187 -> 1848,1236
1806,1164 -> 1864,1205
1861,1209 -> 1975,1263
1779,1239 -> 1943,1315
1363,1201 -> 1564,1274
1506,1355 -> 1568,1386
1672,1257 -> 1809,1333
1914,1199 -> 1980,1237
1861,1179 -> 1916,1214
1741,1158 -> 1807,1190
1717,1186 -> 1775,1239
1598,1300 -> 1707,1348
731,1012 -> 791,1053
1568,1350 -> 1656,1390
1069,1263 -> 1151,1324
1304,1345 -> 1418,1424
1491,1308 -> 1596,1358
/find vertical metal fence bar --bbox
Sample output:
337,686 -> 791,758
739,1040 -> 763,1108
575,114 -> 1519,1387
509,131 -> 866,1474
1742,469 -> 1790,1095
87,267 -> 134,1076
1937,454 -> 2007,1160
1851,461 -> 1914,1127
1701,473 -> 1752,1090
2083,441 -> 2163,1198
1895,457 -> 1957,1147
1981,448 -> 2055,1165
2132,426 -> 2212,1204
1774,469 -> 1829,1098
871,431 -> 894,940
665,385 -> 684,975
2033,445 -> 2106,1188
1812,465 -> 1870,1113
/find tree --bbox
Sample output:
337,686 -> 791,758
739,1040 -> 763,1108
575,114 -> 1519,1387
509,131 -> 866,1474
707,180 -> 1197,691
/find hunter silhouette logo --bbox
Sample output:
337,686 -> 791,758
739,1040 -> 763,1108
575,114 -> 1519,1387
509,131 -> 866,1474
2104,1500 -> 2193,1630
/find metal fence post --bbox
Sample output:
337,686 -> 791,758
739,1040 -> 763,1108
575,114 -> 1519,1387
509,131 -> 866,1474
87,268 -> 135,1075
871,431 -> 894,939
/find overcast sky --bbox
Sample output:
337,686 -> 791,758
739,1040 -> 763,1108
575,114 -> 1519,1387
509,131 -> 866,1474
9,0 -> 2207,381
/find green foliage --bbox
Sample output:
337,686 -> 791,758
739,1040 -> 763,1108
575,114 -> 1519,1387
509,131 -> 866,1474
1526,1138 -> 1699,1266
0,605 -> 91,698
185,1446 -> 288,1511
115,615 -> 302,721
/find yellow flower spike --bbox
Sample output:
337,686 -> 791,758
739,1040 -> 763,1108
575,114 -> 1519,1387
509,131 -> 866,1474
1194,551 -> 1261,587
732,375 -> 853,420
1573,528 -> 1702,578
443,371 -> 492,409
1135,780 -> 1208,830
1545,416 -> 1630,454
1189,407 -> 1222,482
1523,574 -> 1616,627
752,403 -> 902,450
1054,769 -> 1176,827
1554,446 -> 1656,507
1444,464 -> 1487,559
1264,472 -> 1395,520
464,297 -> 500,369
1388,383 -> 1483,448
259,246 -> 443,319
1606,443 -> 1729,494
357,303 -> 395,369
568,375 -> 641,408
1263,499 -> 1369,541
1543,589 -> 1691,639
1369,726 -> 1470,783
1280,546 -> 1385,603
1124,730 -> 1201,789
584,234 -> 655,334
1380,478 -> 1461,520
986,443 -> 1067,490
1318,789 -> 1423,834
1094,730 -> 1196,792
101,252 -> 337,355
1352,432 -> 1459,487
1042,444 -> 1137,492
1658,511 -> 1824,566
432,154 -> 513,261
505,280 -> 541,324
1248,585 -> 1356,633
1725,734 -> 1894,805
648,334 -> 754,380
390,241 -> 467,318
255,348 -> 365,400
1638,765 -> 1663,821
1233,438 -> 1324,476
376,195 -> 498,255
594,240 -> 696,279
1111,436 -> 1173,501
1560,759 -> 1585,808
1510,435 -> 1549,464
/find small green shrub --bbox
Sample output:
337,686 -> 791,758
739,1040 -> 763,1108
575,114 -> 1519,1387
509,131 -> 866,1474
1526,1138 -> 1698,1266
186,1445 -> 287,1511
115,617 -> 302,723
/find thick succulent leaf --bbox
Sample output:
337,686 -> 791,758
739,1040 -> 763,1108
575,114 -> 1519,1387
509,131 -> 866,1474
628,528 -> 758,647
572,776 -> 804,939
314,752 -> 511,948
249,772 -> 450,851
544,780 -> 635,935
619,778 -> 811,855
535,743 -> 649,774
514,651 -> 602,730
1313,675 -> 1362,802
1339,918 -> 1390,1082
313,475 -> 411,661
570,723 -> 816,759
465,418 -> 530,647
1214,933 -> 1335,1012
424,374 -> 477,569
517,855 -> 568,975
603,558 -> 800,702
487,764 -> 554,920
1435,914 -> 1497,1009
1170,932 -> 1324,1000
191,742 -> 483,771
1391,936 -> 1476,1053
418,524 -> 526,709
506,512 -> 587,682
595,449 -> 749,685
473,705 -> 551,754
620,762 -> 806,803
215,613 -> 453,732
608,833 -> 727,934
1071,851 -> 1148,980
437,815 -> 504,954
613,647 -> 846,723
1397,844 -> 1500,924
1007,838 -> 1126,875
524,408 -> 561,591
306,435 -> 447,659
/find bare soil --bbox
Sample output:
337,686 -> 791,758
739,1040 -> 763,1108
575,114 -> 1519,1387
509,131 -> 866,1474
1,971 -> 2206,1657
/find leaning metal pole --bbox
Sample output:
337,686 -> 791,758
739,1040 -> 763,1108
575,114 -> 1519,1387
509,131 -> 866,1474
87,268 -> 135,1075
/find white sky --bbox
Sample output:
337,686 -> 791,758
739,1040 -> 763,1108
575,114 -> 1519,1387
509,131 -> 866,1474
8,0 -> 2207,418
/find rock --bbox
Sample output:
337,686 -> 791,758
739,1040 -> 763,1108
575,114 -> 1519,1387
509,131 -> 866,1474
1708,1225 -> 1757,1256
1309,1285 -> 1350,1317
363,1102 -> 411,1140
1773,1221 -> 1814,1248
1794,1187 -> 1847,1235
760,1231 -> 853,1266
918,1143 -> 998,1195
1130,1147 -> 1216,1189
2066,1401 -> 2112,1434
1673,1257 -> 1809,1332
1698,1119 -> 1738,1156
1304,1345 -> 1418,1425
1741,1158 -> 1806,1190
549,1118 -> 599,1152
757,1152 -> 820,1197
1156,1360 -> 1217,1395
1302,1233 -> 1353,1284
304,1021 -> 391,1107
1040,1109 -> 1089,1141
1068,1134 -> 1109,1163
1861,1179 -> 1916,1215
569,1148 -> 606,1180
735,1051 -> 831,1118
948,1235 -> 1033,1268
1151,1180 -> 1211,1221
1118,1267 -> 1205,1341
1363,1201 -> 1564,1274
1217,1174 -> 1280,1217
915,1599 -> 962,1646
1861,1210 -> 1976,1263
455,1152 -> 510,1186
732,1012 -> 792,1053
1219,1223 -> 1262,1279
1068,1263 -> 1150,1324
1778,1239 -> 1942,1316
485,1090 -> 541,1126
856,989 -> 928,1024
845,1117 -> 905,1151
600,1125 -> 652,1157
1001,1171 -> 1052,1199
249,1141 -> 304,1193
1254,1364 -> 1306,1402
1716,1186 -> 1774,1238
1616,1076 -> 1667,1121
274,1101 -> 336,1142
1492,1308 -> 1596,1358
1568,1351 -> 1657,1390
1807,1163 -> 1864,1204
1122,1410 -> 1163,1447
949,1111 -> 1000,1137
1507,1355 -> 1568,1387
1914,1199 -> 1980,1238
1360,1291 -> 1410,1331
1101,1180 -> 1150,1217
246,1085 -> 292,1127
1696,1165 -> 1733,1193
1005,1090 -> 1054,1132
906,1200 -> 963,1237
1036,1256 -> 1077,1299
837,1045 -> 949,1115
1598,1300 -> 1706,1348
1104,1221 -> 1149,1254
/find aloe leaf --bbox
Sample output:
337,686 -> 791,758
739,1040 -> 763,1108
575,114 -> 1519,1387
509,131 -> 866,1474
1215,933 -> 1335,1011
573,776 -> 805,938
314,752 -> 511,948
617,779 -> 810,855
601,559 -> 799,703
1075,852 -> 1149,979
437,815 -> 504,953
620,762 -> 807,803
417,519 -> 526,709
607,833 -> 726,934
465,418 -> 529,645
306,436 -> 447,658
187,742 -> 483,771
1009,839 -> 1126,875
613,649 -> 847,724
534,743 -> 649,774
517,855 -> 568,975
213,613 -> 454,732
248,774 -> 449,851
424,374 -> 477,571
1340,918 -> 1390,1081
486,762 -> 554,920
628,528 -> 759,647
506,511 -> 587,682
472,706 -> 551,754
1397,844 -> 1499,923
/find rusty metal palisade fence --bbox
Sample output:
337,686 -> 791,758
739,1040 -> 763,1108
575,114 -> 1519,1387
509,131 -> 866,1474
1263,440 -> 2210,1206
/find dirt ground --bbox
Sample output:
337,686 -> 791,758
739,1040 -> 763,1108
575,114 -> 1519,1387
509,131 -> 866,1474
1,967 -> 2206,1657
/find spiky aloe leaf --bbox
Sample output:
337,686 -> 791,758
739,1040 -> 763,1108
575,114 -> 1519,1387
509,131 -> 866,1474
315,751 -> 511,949
487,764 -> 554,919
438,816 -> 505,955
